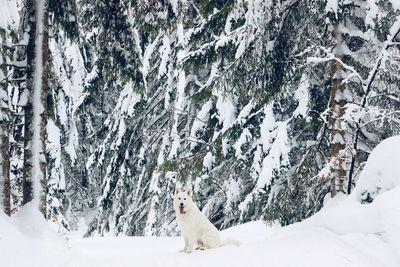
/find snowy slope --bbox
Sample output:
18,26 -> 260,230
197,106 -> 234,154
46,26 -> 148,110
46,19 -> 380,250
63,182 -> 400,267
0,203 -> 68,267
1,137 -> 400,267
352,135 -> 400,202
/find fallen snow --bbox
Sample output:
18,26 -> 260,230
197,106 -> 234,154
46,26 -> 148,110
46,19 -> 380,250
0,203 -> 68,267
353,135 -> 400,202
2,136 -> 400,266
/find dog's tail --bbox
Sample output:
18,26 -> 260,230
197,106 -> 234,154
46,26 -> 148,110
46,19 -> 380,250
220,238 -> 241,247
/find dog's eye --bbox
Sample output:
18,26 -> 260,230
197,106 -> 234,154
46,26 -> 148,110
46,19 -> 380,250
178,197 -> 181,200
184,198 -> 186,200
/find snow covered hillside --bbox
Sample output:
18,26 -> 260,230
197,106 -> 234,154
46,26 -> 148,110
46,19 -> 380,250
1,136 -> 400,267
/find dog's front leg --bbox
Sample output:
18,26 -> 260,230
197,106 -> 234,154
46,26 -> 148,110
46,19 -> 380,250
185,236 -> 195,253
179,235 -> 189,253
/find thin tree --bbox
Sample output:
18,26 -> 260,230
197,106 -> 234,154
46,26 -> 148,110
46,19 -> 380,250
0,29 -> 11,215
328,24 -> 347,197
23,0 -> 48,214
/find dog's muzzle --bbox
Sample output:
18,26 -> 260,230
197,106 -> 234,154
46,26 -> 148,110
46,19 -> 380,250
179,203 -> 185,214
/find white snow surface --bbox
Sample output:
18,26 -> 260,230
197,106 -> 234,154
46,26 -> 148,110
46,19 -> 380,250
2,136 -> 400,267
0,0 -> 18,29
352,135 -> 400,202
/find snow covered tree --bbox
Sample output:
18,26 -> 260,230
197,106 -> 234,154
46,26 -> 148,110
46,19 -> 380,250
8,7 -> 28,214
20,0 -> 49,214
1,0 -> 398,235
320,0 -> 400,196
79,0 -> 400,234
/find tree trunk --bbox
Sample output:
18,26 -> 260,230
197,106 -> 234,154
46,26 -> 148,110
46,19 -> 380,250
39,1 -> 49,216
23,0 -> 48,215
0,30 -> 11,215
329,27 -> 347,198
22,0 -> 36,205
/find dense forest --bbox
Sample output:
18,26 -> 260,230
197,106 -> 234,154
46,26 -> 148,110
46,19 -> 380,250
0,0 -> 399,237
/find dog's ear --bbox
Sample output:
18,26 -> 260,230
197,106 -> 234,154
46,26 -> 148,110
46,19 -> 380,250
187,186 -> 192,197
174,186 -> 180,195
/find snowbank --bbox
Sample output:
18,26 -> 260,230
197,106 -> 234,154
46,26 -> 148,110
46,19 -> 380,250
298,184 -> 400,266
352,135 -> 400,202
0,204 -> 68,267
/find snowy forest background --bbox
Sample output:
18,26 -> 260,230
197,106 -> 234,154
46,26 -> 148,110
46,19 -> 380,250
0,0 -> 399,237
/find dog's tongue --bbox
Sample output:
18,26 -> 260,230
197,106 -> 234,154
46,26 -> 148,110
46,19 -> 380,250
179,207 -> 185,214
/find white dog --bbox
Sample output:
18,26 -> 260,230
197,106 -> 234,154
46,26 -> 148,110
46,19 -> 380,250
173,186 -> 240,253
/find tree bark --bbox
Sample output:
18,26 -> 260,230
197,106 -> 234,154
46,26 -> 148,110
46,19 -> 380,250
0,30 -> 11,215
329,27 -> 347,198
23,0 -> 48,215
22,0 -> 36,205
40,1 -> 49,216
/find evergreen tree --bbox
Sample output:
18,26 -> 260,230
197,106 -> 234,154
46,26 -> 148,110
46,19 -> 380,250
0,0 -> 398,236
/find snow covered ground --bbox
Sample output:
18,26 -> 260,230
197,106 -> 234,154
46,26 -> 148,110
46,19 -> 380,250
1,136 -> 400,267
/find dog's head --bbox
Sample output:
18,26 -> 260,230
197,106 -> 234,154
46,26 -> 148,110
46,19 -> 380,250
173,186 -> 193,215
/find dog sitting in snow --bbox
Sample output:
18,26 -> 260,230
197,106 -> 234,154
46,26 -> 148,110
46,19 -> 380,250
173,186 -> 240,253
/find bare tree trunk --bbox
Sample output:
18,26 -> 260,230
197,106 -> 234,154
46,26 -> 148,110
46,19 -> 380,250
329,27 -> 347,198
39,2 -> 49,216
22,0 -> 36,205
0,30 -> 11,215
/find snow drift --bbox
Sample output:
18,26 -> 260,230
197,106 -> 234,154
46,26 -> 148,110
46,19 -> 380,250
352,135 -> 400,203
0,203 -> 68,267
1,136 -> 400,266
